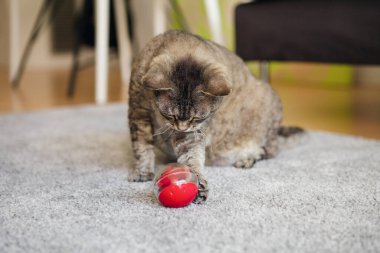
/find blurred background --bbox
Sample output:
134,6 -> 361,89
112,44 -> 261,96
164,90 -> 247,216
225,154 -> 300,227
0,0 -> 379,139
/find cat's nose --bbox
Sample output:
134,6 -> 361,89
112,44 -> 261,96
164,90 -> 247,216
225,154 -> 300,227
177,121 -> 189,131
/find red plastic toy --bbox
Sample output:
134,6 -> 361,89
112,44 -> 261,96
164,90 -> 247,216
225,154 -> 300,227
153,163 -> 199,208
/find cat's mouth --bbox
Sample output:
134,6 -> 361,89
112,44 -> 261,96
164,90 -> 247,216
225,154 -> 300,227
170,124 -> 196,133
173,126 -> 193,132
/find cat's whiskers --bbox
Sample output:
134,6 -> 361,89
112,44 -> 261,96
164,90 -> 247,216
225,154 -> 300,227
164,129 -> 175,142
156,124 -> 168,131
153,124 -> 172,137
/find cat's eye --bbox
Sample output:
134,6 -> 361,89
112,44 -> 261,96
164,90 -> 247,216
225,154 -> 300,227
161,113 -> 175,120
153,90 -> 161,97
154,89 -> 174,98
192,116 -> 207,123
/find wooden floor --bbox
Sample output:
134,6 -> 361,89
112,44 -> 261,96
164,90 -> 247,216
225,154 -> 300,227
1,65 -> 379,140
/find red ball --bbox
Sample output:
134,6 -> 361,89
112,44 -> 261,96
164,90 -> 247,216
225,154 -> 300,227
158,182 -> 198,208
154,163 -> 199,208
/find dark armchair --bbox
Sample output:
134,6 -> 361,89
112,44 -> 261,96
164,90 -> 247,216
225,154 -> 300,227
235,0 -> 380,81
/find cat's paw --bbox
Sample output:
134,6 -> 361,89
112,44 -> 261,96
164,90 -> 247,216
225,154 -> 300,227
127,170 -> 155,182
193,176 -> 209,204
233,157 -> 256,169
234,148 -> 270,169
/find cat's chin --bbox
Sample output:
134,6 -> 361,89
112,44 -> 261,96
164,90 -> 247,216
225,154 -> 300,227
174,129 -> 193,133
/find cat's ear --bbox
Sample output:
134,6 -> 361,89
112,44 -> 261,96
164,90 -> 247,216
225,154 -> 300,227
201,77 -> 231,97
142,72 -> 173,91
201,63 -> 231,97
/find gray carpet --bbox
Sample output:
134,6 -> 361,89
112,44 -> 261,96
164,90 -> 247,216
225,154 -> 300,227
0,104 -> 379,253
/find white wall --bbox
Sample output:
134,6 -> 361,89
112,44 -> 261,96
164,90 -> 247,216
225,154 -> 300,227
2,0 -> 162,70
1,0 -> 72,83
15,0 -> 71,69
0,0 -> 10,67
130,0 -> 167,52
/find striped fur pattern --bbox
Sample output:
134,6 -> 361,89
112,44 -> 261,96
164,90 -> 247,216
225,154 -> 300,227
128,31 -> 287,203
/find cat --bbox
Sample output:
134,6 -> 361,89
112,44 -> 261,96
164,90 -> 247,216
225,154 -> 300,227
128,30 -> 302,203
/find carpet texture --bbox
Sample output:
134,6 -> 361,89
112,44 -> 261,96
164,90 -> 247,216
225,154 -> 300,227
0,104 -> 379,252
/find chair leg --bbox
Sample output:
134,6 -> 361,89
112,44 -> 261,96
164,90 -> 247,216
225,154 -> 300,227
95,0 -> 110,105
11,0 -> 55,88
204,0 -> 224,45
259,61 -> 270,83
67,0 -> 87,98
67,42 -> 81,97
152,0 -> 166,36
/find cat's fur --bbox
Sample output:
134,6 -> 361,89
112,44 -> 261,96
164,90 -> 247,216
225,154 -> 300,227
128,30 -> 295,203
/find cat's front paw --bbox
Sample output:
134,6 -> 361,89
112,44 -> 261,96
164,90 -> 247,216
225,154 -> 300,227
127,170 -> 155,182
193,176 -> 209,204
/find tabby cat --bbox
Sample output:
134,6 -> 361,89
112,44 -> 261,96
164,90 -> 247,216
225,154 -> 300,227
128,30 -> 301,203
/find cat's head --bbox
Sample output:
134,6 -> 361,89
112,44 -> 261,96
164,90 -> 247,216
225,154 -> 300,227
143,56 -> 231,132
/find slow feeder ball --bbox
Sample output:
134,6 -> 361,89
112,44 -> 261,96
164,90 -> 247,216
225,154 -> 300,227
153,163 -> 199,208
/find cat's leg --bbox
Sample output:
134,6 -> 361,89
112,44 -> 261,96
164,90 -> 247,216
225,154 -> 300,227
172,132 -> 208,203
128,110 -> 155,182
233,142 -> 268,169
233,136 -> 278,169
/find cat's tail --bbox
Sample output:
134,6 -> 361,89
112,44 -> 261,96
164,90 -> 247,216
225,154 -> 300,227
277,126 -> 304,137
275,126 -> 306,151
